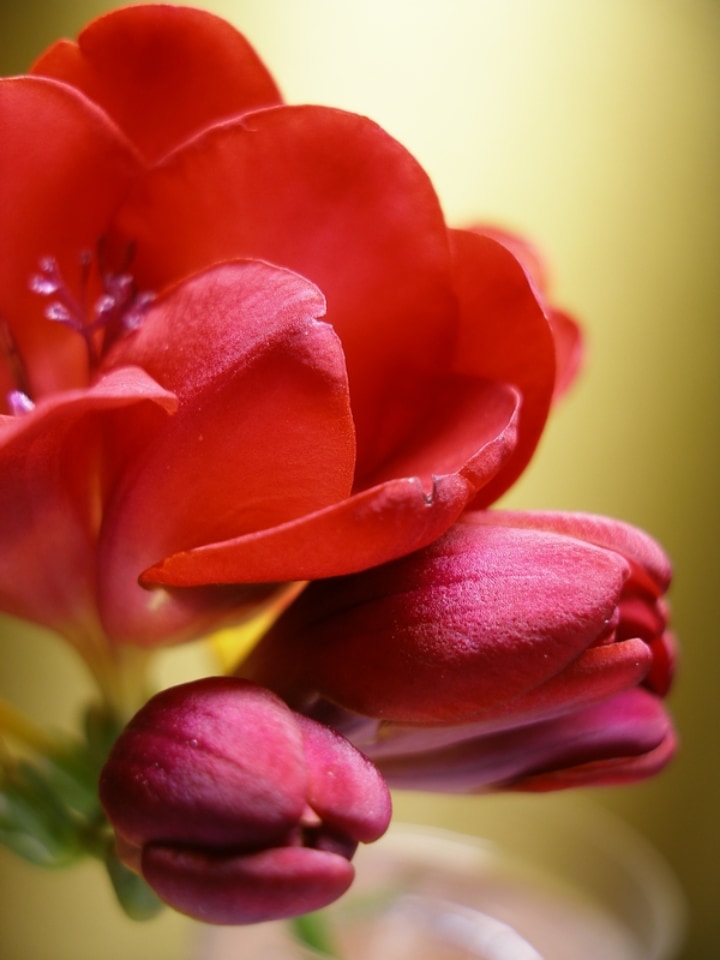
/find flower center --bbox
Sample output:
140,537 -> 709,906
2,245 -> 155,416
30,245 -> 154,371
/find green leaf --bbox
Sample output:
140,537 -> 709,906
290,911 -> 341,958
0,761 -> 83,867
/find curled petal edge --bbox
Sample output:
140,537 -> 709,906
142,386 -> 520,585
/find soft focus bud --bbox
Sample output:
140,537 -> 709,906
99,678 -> 391,924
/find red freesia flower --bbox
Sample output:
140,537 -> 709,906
99,677 -> 391,923
0,6 -> 677,925
0,4 -> 578,656
241,511 -> 676,790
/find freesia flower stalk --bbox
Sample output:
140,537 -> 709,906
0,3 -> 676,928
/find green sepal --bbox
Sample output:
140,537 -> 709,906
41,705 -> 123,820
104,843 -> 165,921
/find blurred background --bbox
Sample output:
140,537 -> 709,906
0,1 -> 717,957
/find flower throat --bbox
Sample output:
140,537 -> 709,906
2,243 -> 153,415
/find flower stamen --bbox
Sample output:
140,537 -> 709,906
29,246 -> 154,372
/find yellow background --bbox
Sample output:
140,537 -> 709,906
1,2 -> 718,958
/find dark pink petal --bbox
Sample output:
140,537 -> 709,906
364,637 -> 653,764
617,593 -> 667,642
97,262 -> 355,644
31,5 -> 281,163
296,715 -> 392,844
0,368 -> 175,634
0,78 -> 143,400
508,690 -> 677,791
493,639 -> 653,724
449,230 -> 557,506
109,105 -> 457,477
99,679 -> 307,850
143,382 -> 519,588
142,843 -> 354,924
644,632 -> 677,698
100,677 -> 388,923
518,737 -> 678,791
241,517 -> 630,722
374,690 -> 674,793
477,510 -> 672,594
364,639 -> 649,774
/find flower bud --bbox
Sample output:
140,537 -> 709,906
99,678 -> 391,923
242,510 -> 675,791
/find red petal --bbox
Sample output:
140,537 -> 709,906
449,230 -> 556,506
109,105 -> 457,477
0,77 -> 143,399
143,382 -> 519,588
468,226 -> 584,399
472,226 -> 552,292
547,309 -> 584,399
31,5 -> 281,163
0,368 -> 175,635
97,262 -> 355,644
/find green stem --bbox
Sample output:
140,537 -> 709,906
290,911 -> 341,958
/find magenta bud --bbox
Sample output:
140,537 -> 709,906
242,510 -> 676,792
99,678 -> 391,923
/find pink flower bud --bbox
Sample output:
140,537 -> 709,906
99,678 -> 391,923
242,510 -> 675,790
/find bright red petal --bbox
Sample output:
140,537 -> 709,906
31,5 -> 281,163
142,382 -> 519,588
0,77 -> 143,401
97,262 -> 356,644
547,308 -> 583,399
0,368 -> 175,635
109,105 -> 457,478
470,226 -> 584,400
449,230 -> 556,506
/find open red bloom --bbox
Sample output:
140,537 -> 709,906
242,511 -> 676,789
0,5 -> 578,649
